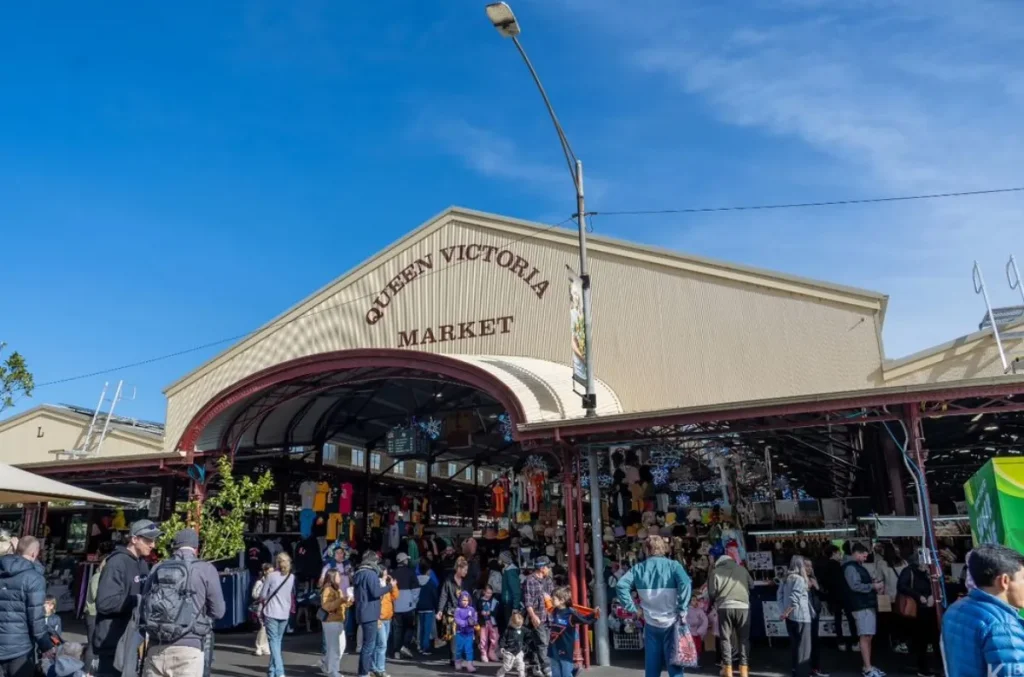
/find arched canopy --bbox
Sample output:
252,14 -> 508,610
176,349 -> 621,455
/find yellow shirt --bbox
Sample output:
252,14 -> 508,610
314,482 -> 330,512
327,514 -> 342,541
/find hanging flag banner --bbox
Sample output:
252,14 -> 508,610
568,270 -> 588,387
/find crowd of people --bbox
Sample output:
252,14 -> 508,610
266,547 -> 593,677
4,519 -> 1024,677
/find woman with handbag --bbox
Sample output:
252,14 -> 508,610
261,553 -> 296,677
320,570 -> 353,677
896,552 -> 938,677
778,556 -> 814,677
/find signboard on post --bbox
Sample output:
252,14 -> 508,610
568,270 -> 587,388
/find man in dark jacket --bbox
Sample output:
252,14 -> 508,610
0,536 -> 54,677
436,557 -> 471,667
94,520 -> 160,677
390,553 -> 420,660
140,528 -> 226,677
353,551 -> 393,677
815,545 -> 857,652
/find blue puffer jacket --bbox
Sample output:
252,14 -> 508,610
941,588 -> 1024,677
0,554 -> 51,660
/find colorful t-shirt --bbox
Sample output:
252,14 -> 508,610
313,482 -> 330,512
339,483 -> 353,515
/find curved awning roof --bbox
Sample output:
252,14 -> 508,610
178,350 -> 623,454
450,355 -> 621,423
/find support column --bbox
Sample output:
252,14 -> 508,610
561,446 -> 582,665
905,404 -> 945,624
363,444 -> 373,540
881,432 -> 908,516
425,457 -> 433,526
473,462 -> 480,531
573,449 -> 591,668
587,447 -> 610,667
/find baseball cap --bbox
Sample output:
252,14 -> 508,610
130,520 -> 162,541
396,553 -> 410,565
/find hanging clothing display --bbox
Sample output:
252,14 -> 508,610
313,482 -> 330,512
299,482 -> 318,511
338,483 -> 354,515
327,514 -> 342,541
299,509 -> 316,539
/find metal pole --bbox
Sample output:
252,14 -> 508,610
506,33 -> 597,416
587,447 -> 610,666
573,450 -> 591,668
561,447 -> 582,664
906,405 -> 945,626
576,161 -> 597,416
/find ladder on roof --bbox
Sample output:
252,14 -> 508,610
973,258 -> 1024,375
56,380 -> 128,459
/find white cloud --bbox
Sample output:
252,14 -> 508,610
536,0 -> 1024,358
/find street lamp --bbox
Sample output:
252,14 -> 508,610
485,1 -> 596,417
486,3 -> 610,667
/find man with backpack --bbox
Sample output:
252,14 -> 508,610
140,528 -> 225,677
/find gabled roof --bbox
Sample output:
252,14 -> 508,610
0,404 -> 164,446
882,319 -> 1024,381
165,206 -> 889,396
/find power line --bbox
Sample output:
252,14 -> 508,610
34,216 -> 577,389
589,186 -> 1024,217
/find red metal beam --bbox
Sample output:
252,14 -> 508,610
520,382 -> 1024,443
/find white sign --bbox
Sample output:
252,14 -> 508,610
746,552 -> 774,571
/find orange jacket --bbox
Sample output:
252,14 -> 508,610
379,582 -> 400,621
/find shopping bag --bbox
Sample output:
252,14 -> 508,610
670,621 -> 699,668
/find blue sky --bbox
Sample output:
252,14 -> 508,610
3,1 -> 1023,423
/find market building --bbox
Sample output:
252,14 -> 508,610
2,206 -> 1023,659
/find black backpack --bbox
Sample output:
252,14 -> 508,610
141,558 -> 211,644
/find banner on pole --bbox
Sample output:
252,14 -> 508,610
568,270 -> 587,387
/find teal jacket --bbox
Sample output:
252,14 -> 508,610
614,556 -> 692,629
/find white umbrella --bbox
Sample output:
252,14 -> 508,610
0,463 -> 132,505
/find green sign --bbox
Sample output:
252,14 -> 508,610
965,458 -> 1024,552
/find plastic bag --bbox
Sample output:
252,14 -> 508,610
670,621 -> 699,668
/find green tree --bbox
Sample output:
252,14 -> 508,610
158,455 -> 274,561
0,344 -> 34,414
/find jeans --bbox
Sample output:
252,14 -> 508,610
374,620 -> 391,674
265,618 -> 289,677
718,608 -> 751,667
786,620 -> 812,677
550,657 -> 574,677
417,612 -> 435,652
323,621 -> 347,677
644,624 -> 683,677
359,621 -> 379,677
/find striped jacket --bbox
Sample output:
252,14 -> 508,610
615,556 -> 692,628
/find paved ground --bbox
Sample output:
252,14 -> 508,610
61,621 -> 932,677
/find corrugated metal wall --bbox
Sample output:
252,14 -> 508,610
164,216 -> 885,451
